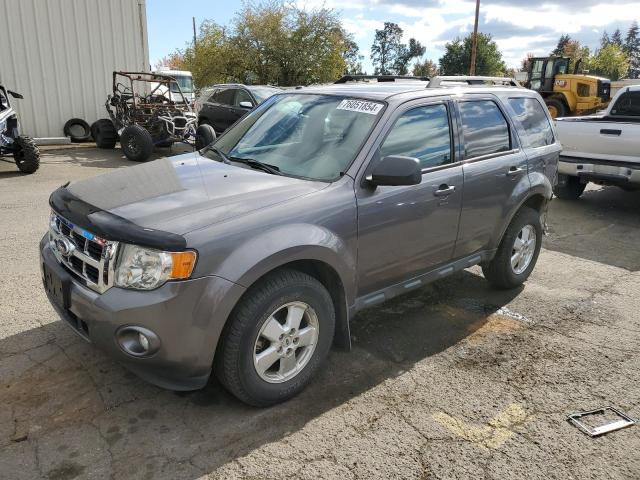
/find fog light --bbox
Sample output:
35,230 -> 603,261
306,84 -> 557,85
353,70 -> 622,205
139,332 -> 150,352
116,326 -> 159,357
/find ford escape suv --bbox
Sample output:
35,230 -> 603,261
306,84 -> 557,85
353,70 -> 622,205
41,76 -> 559,406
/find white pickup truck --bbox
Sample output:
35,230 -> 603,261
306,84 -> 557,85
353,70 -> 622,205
554,85 -> 640,199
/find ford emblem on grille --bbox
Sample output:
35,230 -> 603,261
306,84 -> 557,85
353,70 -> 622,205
54,237 -> 75,257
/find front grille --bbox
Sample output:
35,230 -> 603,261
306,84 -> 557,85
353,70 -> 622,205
49,212 -> 119,293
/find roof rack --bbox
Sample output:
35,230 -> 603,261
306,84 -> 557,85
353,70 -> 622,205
427,76 -> 522,88
335,75 -> 430,84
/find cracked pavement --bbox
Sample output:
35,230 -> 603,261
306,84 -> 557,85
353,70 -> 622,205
1,146 -> 639,479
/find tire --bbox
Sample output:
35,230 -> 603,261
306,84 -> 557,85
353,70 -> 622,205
12,136 -> 40,174
120,124 -> 154,162
216,269 -> 335,407
195,124 -> 216,150
63,118 -> 91,142
545,97 -> 568,118
92,119 -> 117,149
482,207 -> 542,290
553,175 -> 586,200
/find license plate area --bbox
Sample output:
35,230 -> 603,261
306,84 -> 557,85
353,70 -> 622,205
43,261 -> 70,310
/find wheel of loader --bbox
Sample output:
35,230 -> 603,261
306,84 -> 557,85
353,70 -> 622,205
545,97 -> 567,119
120,124 -> 154,162
92,119 -> 117,149
13,136 -> 40,174
195,124 -> 216,150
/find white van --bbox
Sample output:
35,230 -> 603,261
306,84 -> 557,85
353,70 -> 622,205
152,68 -> 195,103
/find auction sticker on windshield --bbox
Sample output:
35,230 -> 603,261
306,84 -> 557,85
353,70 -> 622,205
337,99 -> 384,115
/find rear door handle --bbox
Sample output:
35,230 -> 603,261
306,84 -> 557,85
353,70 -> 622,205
434,185 -> 455,196
506,166 -> 525,176
600,128 -> 621,136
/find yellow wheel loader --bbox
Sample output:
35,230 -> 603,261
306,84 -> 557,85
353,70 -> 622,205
524,56 -> 611,118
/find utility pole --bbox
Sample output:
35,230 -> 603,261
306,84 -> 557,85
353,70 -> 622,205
470,0 -> 480,75
192,17 -> 197,48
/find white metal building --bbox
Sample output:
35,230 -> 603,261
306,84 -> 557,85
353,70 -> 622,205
0,0 -> 149,139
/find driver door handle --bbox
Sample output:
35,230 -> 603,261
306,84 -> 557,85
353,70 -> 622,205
507,166 -> 525,176
434,185 -> 455,196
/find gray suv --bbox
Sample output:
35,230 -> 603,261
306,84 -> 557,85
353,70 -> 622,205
40,77 -> 559,406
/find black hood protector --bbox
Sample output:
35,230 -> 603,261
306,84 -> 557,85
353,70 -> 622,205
49,186 -> 187,251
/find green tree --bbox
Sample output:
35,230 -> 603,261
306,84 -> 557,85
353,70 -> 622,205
611,28 -> 623,47
624,21 -> 640,78
412,58 -> 438,77
439,33 -> 507,76
590,43 -> 630,80
600,31 -> 611,49
171,1 -> 352,87
551,34 -> 571,56
370,22 -> 424,75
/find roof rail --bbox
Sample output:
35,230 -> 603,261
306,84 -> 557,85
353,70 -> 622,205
335,74 -> 430,84
427,76 -> 522,88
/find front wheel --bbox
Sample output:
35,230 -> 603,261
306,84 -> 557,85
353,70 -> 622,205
216,269 -> 335,406
482,207 -> 542,290
13,136 -> 40,174
120,125 -> 154,162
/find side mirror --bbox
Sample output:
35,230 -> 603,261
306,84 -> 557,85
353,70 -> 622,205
239,101 -> 253,109
7,90 -> 23,99
368,155 -> 422,187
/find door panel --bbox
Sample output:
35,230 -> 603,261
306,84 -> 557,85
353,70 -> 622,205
356,101 -> 461,296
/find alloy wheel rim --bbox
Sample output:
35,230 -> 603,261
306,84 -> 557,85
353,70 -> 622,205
511,224 -> 537,275
253,301 -> 319,384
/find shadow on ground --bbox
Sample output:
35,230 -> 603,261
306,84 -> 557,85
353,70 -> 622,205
545,185 -> 640,271
1,271 -> 521,479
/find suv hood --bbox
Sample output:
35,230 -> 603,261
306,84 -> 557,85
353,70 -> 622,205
65,152 -> 327,235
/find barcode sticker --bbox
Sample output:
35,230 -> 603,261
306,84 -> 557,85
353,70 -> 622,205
336,99 -> 384,115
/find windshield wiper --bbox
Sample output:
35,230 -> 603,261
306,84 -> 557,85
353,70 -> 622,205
229,156 -> 282,175
202,144 -> 230,164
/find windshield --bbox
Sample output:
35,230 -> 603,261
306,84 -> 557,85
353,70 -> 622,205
170,75 -> 193,93
249,86 -> 280,104
209,94 -> 384,181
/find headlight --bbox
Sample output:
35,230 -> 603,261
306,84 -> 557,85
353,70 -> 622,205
115,244 -> 197,290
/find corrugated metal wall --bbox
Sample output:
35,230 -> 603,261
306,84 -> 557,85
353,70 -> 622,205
0,0 -> 149,138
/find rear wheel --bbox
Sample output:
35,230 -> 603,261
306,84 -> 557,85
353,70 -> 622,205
12,136 -> 40,174
195,124 -> 216,150
482,207 -> 542,290
92,119 -> 117,149
120,125 -> 154,162
545,97 -> 568,118
216,269 -> 335,406
553,175 -> 586,200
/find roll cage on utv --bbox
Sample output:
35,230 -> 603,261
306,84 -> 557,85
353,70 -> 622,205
92,72 -> 215,162
0,84 -> 40,174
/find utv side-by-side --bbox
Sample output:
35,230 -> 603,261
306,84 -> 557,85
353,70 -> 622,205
0,84 -> 40,174
92,72 -> 215,162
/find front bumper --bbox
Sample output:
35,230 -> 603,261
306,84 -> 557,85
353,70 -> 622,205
40,235 -> 245,391
559,157 -> 640,186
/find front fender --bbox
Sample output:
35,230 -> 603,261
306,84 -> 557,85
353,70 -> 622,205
214,223 -> 357,305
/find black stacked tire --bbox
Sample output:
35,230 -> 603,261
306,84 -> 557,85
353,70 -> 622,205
482,207 -> 542,290
63,118 -> 91,142
92,119 -> 117,149
195,124 -> 216,150
216,269 -> 335,407
553,175 -> 586,200
120,124 -> 154,162
13,136 -> 40,174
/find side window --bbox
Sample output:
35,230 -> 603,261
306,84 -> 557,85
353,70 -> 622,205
213,88 -> 235,106
610,92 -> 640,117
206,89 -> 218,102
380,104 -> 451,169
458,100 -> 510,159
235,89 -> 254,107
507,97 -> 554,148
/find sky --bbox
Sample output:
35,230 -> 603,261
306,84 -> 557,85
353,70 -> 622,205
147,0 -> 640,73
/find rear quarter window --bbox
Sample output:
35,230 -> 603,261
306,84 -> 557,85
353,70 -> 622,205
507,97 -> 554,148
458,100 -> 511,159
